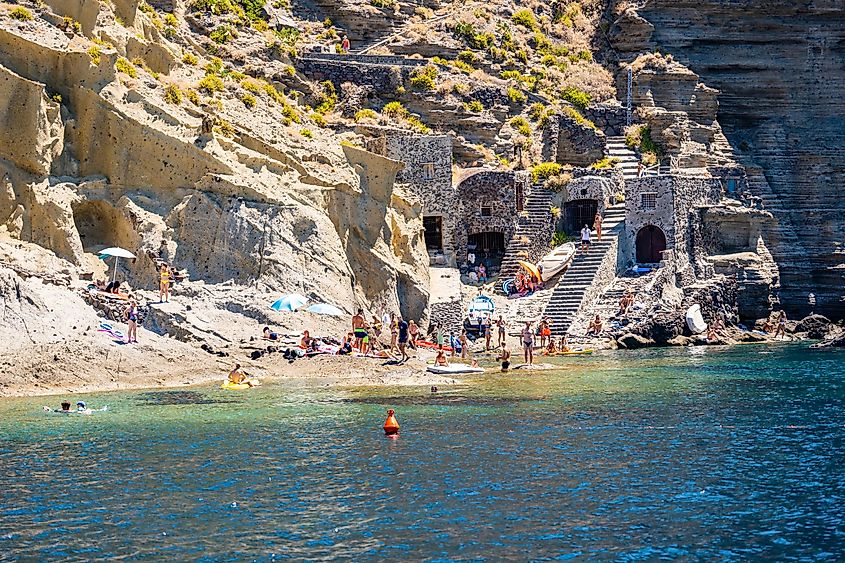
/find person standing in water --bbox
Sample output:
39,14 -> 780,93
774,310 -> 787,339
521,322 -> 534,365
125,299 -> 139,343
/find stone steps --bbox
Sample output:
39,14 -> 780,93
605,136 -> 640,181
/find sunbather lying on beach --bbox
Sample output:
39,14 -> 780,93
262,327 -> 279,341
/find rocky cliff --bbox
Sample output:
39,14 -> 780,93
618,0 -> 845,318
0,0 -> 431,330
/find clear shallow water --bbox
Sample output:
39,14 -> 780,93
1,345 -> 843,561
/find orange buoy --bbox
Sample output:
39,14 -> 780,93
383,409 -> 400,436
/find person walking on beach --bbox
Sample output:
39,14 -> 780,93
594,212 -> 603,242
496,315 -> 507,347
159,263 -> 171,303
124,299 -> 139,343
484,320 -> 492,351
580,224 -> 591,254
397,316 -> 410,363
521,322 -> 534,365
352,308 -> 366,352
498,342 -> 511,372
774,310 -> 787,339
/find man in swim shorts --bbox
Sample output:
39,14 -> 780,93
498,343 -> 511,372
397,317 -> 409,363
352,308 -> 366,352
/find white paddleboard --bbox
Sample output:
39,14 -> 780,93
427,365 -> 485,375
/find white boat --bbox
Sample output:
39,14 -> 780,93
538,242 -> 576,282
686,304 -> 707,334
427,364 -> 485,375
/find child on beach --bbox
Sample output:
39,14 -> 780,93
497,343 -> 511,372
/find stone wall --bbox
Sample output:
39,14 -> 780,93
365,129 -> 457,262
454,170 -> 523,264
300,51 -> 427,67
583,103 -> 628,137
296,58 -> 409,93
542,114 -> 606,166
624,175 -> 721,269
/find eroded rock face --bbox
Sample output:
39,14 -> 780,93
633,0 -> 845,319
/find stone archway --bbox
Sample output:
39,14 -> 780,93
636,225 -> 667,263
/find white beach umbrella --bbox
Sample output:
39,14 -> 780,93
98,247 -> 137,282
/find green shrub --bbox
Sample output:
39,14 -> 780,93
164,83 -> 183,104
464,100 -> 484,113
354,109 -> 378,122
241,93 -> 257,108
452,60 -> 475,74
531,162 -> 562,183
50,93 -> 62,104
563,106 -> 596,129
282,101 -> 300,124
210,25 -> 235,44
311,113 -> 327,127
591,157 -> 619,170
87,46 -> 102,66
507,87 -> 527,104
561,86 -> 591,110
552,231 -> 571,246
528,103 -> 546,121
540,54 -> 557,67
510,117 -> 531,136
314,80 -> 337,114
370,0 -> 397,8
165,13 -> 178,26
625,124 -> 660,155
511,9 -> 537,31
198,74 -> 224,93
406,116 -> 431,134
182,52 -> 198,65
186,88 -> 200,105
204,57 -> 224,75
300,128 -> 313,138
263,83 -> 285,104
546,172 -> 572,191
61,16 -> 82,34
382,101 -> 408,119
453,21 -> 494,49
409,65 -> 437,91
415,6 -> 434,19
9,7 -> 33,21
115,57 -> 137,78
457,50 -> 480,67
242,79 -> 261,94
215,119 -> 236,137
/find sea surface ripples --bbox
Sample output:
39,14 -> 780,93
0,345 -> 843,560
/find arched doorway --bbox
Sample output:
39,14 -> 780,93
564,199 -> 598,235
468,231 -> 505,271
636,225 -> 667,263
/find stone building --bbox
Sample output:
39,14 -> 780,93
454,169 -> 530,269
364,128 -> 456,262
622,175 -> 721,269
551,171 -> 623,235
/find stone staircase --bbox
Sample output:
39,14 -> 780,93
498,185 -> 554,279
606,136 -> 640,180
542,205 -> 626,335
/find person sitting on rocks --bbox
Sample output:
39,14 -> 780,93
435,350 -> 449,367
105,280 -> 121,294
546,340 -> 557,355
762,318 -> 774,333
587,315 -> 603,336
559,334 -> 571,353
478,263 -> 488,283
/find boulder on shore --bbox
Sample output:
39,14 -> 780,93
795,315 -> 832,339
617,333 -> 655,349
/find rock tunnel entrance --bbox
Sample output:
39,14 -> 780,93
564,199 -> 598,235
636,225 -> 667,264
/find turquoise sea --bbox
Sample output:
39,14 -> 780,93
0,344 -> 843,560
